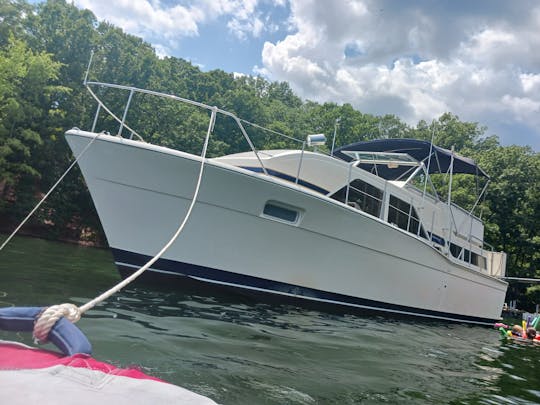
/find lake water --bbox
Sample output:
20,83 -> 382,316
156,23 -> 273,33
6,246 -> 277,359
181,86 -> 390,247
1,235 -> 539,404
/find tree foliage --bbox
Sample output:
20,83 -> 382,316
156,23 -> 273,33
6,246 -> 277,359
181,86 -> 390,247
0,36 -> 66,216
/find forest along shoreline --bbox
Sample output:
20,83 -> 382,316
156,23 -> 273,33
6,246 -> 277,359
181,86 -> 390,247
0,224 -> 105,248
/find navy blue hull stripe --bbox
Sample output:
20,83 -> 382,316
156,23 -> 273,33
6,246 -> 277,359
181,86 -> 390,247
240,166 -> 329,195
111,248 -> 498,325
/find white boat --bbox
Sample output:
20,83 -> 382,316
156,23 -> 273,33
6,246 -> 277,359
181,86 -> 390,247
65,81 -> 508,325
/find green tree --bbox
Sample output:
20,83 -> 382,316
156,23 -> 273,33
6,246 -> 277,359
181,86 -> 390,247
0,37 -> 65,217
477,146 -> 540,279
0,0 -> 33,47
412,114 -> 481,150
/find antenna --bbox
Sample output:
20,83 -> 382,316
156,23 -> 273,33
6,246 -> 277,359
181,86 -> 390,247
330,117 -> 340,156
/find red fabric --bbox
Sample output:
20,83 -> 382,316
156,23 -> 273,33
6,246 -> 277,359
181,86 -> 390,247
0,342 -> 165,382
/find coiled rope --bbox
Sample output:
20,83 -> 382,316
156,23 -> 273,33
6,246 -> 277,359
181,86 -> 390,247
4,107 -> 217,345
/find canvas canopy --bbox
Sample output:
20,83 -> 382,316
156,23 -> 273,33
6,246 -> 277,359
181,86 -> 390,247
334,138 -> 488,179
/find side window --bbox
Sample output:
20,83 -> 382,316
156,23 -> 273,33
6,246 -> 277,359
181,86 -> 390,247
330,179 -> 383,217
262,202 -> 300,224
388,195 -> 426,238
450,244 -> 487,269
450,243 -> 466,260
471,252 -> 487,269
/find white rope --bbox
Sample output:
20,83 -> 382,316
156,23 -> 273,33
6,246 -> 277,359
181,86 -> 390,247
33,303 -> 80,344
33,107 -> 217,342
0,133 -> 102,252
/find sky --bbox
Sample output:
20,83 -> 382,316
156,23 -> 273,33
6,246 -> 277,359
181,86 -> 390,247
69,0 -> 540,150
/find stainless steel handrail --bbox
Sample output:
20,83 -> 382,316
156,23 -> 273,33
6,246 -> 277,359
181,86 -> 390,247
84,81 -> 309,177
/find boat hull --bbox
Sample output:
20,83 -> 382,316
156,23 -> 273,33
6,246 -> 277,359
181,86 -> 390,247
65,130 -> 508,325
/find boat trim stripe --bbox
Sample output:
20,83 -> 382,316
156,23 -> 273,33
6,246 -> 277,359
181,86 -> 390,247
240,166 -> 329,195
111,249 -> 498,325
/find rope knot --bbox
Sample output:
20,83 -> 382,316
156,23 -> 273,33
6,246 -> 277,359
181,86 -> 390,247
33,303 -> 81,344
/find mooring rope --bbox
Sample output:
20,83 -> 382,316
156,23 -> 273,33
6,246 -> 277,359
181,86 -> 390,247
33,107 -> 217,344
0,132 -> 102,252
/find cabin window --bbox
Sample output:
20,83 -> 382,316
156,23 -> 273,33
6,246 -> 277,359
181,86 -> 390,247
263,202 -> 299,223
330,179 -> 383,217
429,232 -> 445,246
388,195 -> 426,238
471,252 -> 487,269
451,244 -> 469,262
449,243 -> 487,269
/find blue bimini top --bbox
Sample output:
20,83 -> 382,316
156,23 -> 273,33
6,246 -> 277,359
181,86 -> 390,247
334,138 -> 488,179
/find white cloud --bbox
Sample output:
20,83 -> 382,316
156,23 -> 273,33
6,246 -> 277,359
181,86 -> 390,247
75,0 -> 202,38
74,0 -> 277,50
227,14 -> 265,40
260,0 -> 540,148
521,73 -> 540,93
501,95 -> 540,122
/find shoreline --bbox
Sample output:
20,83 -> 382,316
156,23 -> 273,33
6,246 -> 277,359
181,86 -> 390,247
0,225 -> 106,249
